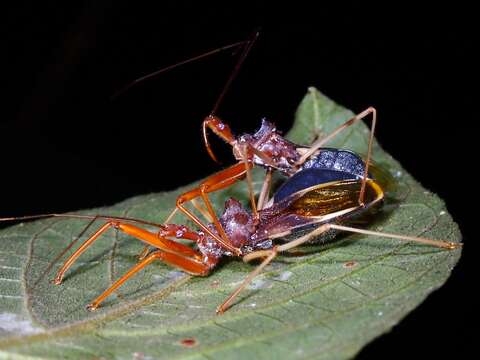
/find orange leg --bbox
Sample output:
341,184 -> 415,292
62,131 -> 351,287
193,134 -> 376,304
202,115 -> 236,163
141,152 -> 259,259
176,161 -> 251,256
137,197 -> 216,261
53,221 -> 204,285
87,249 -> 214,311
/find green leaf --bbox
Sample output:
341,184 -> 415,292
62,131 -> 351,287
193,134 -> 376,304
0,87 -> 461,359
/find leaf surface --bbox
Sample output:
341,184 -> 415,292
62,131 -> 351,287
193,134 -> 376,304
0,88 -> 462,359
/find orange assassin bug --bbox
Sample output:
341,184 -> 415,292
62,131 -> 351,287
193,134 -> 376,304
0,32 -> 461,314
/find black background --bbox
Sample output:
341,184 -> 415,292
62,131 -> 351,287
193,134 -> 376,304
2,2 -> 475,358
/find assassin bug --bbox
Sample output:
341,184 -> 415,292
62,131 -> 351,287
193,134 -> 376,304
0,34 -> 461,314
114,32 -> 381,262
0,149 -> 460,314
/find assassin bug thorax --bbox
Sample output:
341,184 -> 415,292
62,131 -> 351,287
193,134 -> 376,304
0,33 -> 461,314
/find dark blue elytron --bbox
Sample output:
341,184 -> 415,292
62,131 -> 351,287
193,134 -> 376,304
274,148 -> 367,202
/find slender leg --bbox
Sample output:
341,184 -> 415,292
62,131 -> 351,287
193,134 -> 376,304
257,168 -> 273,210
216,224 -> 331,314
137,246 -> 152,261
32,216 -> 99,289
176,162 -> 251,255
218,220 -> 461,314
176,147 -> 269,247
137,196 -> 214,262
53,221 -> 205,285
295,107 -> 377,205
87,249 -> 214,311
245,223 -> 461,263
137,214 -> 202,261
240,145 -> 258,218
191,198 -> 214,223
216,247 -> 278,314
202,116 -> 236,163
358,108 -> 376,205
326,224 -> 462,250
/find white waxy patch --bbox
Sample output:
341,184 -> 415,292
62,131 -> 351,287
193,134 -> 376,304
0,313 -> 42,335
439,211 -> 446,216
165,271 -> 185,280
132,352 -> 153,360
275,271 -> 293,281
152,271 -> 185,285
395,170 -> 403,178
247,277 -> 271,290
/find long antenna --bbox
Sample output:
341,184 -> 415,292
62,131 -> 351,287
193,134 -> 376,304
111,40 -> 250,100
0,213 -> 167,228
210,29 -> 260,115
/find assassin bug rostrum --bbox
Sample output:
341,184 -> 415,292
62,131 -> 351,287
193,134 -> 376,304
0,34 -> 461,314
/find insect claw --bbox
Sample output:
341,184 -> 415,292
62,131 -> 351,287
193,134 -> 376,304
446,242 -> 462,250
51,276 -> 62,285
86,303 -> 98,312
215,305 -> 225,315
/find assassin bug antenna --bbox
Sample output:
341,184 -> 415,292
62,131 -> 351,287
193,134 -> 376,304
110,39 -> 251,100
203,29 -> 260,163
210,30 -> 260,116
